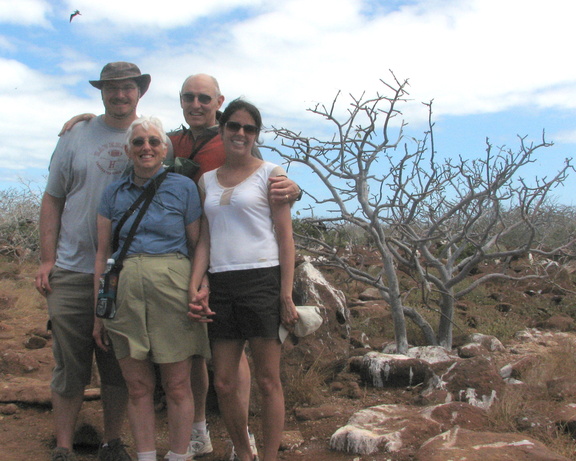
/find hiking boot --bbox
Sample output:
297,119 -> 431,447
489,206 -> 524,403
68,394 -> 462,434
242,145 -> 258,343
52,447 -> 77,461
189,429 -> 213,457
98,438 -> 132,461
228,431 -> 258,461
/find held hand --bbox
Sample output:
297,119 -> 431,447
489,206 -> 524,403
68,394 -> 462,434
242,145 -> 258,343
58,113 -> 96,136
194,285 -> 210,309
268,176 -> 300,205
93,317 -> 110,352
34,261 -> 54,297
280,297 -> 299,330
188,287 -> 215,323
187,301 -> 215,323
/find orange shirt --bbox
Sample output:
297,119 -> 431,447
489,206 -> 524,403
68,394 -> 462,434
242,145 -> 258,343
169,127 -> 225,183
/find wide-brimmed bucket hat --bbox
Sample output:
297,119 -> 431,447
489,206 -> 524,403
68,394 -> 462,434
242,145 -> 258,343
89,62 -> 151,96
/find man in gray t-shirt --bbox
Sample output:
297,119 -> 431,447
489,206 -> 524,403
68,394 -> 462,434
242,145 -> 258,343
35,62 -> 151,461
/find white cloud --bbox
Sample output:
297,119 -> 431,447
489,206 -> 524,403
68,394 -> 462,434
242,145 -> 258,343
0,0 -> 52,26
1,0 -> 575,193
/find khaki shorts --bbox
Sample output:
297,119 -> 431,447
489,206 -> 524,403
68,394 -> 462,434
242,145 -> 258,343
47,267 -> 125,397
104,254 -> 211,363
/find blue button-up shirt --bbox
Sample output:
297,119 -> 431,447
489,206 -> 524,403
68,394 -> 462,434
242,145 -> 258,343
98,168 -> 202,259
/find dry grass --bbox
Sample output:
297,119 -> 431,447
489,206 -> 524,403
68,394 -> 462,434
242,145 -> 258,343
487,339 -> 576,459
282,348 -> 335,408
0,258 -> 45,320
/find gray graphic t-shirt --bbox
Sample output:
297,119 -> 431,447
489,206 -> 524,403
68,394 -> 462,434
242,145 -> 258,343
45,115 -> 131,273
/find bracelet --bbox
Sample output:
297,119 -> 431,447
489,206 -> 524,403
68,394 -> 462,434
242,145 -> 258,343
296,187 -> 304,201
200,284 -> 210,289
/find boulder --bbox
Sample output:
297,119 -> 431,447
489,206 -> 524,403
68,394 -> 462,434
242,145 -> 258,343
424,356 -> 504,409
330,402 -> 489,456
416,427 -> 570,460
349,352 -> 433,388
283,261 -> 351,371
465,333 -> 505,352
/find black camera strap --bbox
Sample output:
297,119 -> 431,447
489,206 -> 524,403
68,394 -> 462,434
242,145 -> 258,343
111,170 -> 169,271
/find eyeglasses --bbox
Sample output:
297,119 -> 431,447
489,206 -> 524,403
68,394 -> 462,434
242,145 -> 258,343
180,92 -> 213,104
131,137 -> 163,147
103,85 -> 138,94
225,121 -> 259,135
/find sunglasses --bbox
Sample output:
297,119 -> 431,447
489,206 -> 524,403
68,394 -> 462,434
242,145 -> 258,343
180,92 -> 213,104
131,137 -> 163,147
225,121 -> 259,135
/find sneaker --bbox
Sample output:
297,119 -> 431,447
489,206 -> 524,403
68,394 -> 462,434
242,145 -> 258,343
52,447 -> 77,461
229,431 -> 258,461
164,449 -> 194,461
98,438 -> 132,461
189,429 -> 213,457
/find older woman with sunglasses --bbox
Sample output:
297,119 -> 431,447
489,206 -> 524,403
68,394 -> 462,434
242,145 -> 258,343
189,99 -> 298,461
93,116 -> 210,461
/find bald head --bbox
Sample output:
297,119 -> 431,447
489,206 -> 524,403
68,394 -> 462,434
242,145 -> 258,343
181,74 -> 221,95
180,73 -> 225,133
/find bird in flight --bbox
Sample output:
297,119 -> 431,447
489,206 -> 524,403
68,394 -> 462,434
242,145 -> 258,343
70,10 -> 81,22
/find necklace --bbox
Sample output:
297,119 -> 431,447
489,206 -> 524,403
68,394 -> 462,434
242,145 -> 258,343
133,172 -> 152,181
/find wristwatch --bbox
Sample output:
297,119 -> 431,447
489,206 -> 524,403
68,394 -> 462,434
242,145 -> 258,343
296,186 -> 304,201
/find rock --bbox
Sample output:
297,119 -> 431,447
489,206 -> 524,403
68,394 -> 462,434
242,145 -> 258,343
0,403 -> 19,415
427,402 -> 489,431
349,352 -> 433,388
496,302 -> 513,312
406,346 -> 457,364
416,427 -> 570,460
425,356 -> 504,409
23,335 -> 47,350
465,333 -> 505,352
280,430 -> 305,451
500,355 -> 541,380
547,377 -> 576,401
0,322 -> 15,339
349,330 -> 370,349
358,287 -> 381,301
515,407 -> 555,433
0,350 -> 40,374
284,261 -> 350,372
458,343 -> 487,358
0,376 -> 51,404
27,327 -> 51,340
536,315 -> 576,332
330,402 -> 489,456
330,404 -> 442,455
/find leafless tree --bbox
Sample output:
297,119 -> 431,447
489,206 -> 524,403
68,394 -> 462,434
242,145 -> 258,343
265,73 -> 574,352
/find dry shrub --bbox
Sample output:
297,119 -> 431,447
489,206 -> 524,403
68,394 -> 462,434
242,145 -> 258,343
488,339 -> 576,460
0,258 -> 45,319
283,349 -> 333,408
523,338 -> 576,389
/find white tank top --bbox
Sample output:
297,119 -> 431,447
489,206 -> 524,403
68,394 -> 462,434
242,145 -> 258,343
200,161 -> 286,273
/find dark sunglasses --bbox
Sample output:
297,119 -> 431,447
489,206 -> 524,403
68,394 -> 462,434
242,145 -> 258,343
180,92 -> 213,104
131,137 -> 163,147
225,121 -> 259,135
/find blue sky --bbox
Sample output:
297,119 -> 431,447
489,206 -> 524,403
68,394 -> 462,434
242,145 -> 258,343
1,0 -> 574,214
